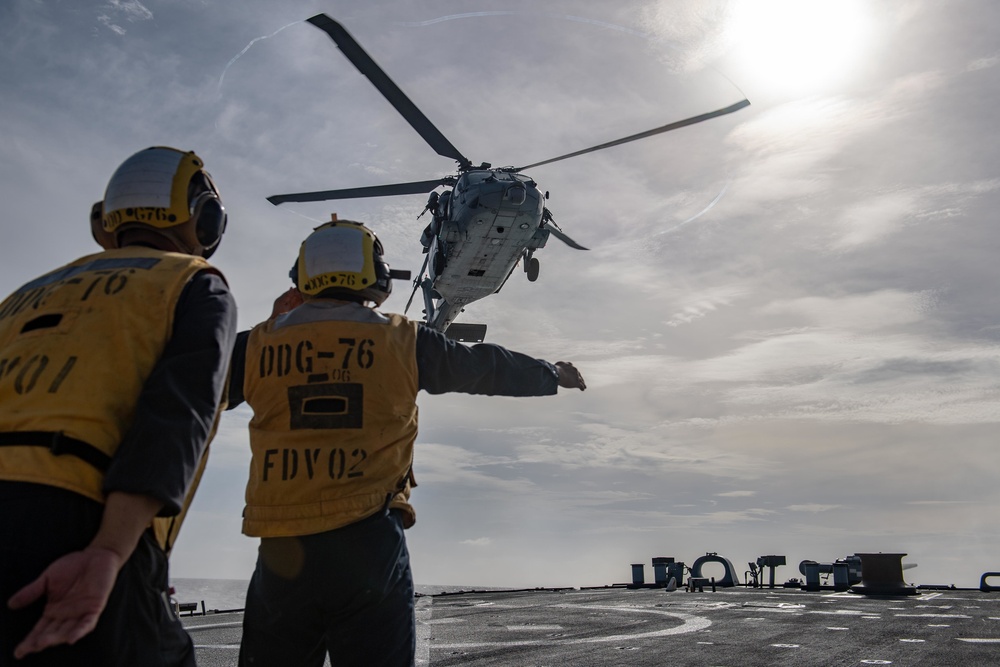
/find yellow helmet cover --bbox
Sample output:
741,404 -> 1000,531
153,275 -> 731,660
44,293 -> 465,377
296,221 -> 380,297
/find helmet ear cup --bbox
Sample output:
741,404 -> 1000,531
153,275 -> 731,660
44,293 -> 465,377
373,259 -> 393,300
90,201 -> 117,249
191,193 -> 227,257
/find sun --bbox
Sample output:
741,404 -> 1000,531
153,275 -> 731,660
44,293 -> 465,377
727,0 -> 873,96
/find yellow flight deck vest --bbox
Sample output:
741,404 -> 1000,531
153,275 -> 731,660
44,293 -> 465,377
0,246 -> 224,552
242,311 -> 419,538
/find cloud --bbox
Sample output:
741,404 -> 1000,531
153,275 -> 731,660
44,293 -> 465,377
637,0 -> 732,72
97,0 -> 152,34
697,508 -> 776,524
717,490 -> 755,498
691,329 -> 1000,424
787,504 -> 843,513
460,537 -> 493,547
514,421 -> 769,480
905,500 -> 976,506
106,0 -> 152,21
833,191 -> 921,248
967,54 -> 999,71
761,290 -> 933,330
831,181 -> 1000,249
413,443 -> 539,495
97,15 -> 126,36
665,284 -> 748,327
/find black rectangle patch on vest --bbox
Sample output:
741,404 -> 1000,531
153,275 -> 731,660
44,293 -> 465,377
288,382 -> 363,430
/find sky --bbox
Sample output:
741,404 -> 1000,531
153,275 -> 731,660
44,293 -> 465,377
2,0 -> 998,589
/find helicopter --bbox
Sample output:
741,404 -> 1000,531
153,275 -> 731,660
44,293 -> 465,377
269,14 -> 750,342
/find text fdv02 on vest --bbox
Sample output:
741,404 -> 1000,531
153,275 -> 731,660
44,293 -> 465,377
242,312 -> 419,537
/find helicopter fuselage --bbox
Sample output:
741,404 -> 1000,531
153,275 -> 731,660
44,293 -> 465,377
420,169 -> 549,332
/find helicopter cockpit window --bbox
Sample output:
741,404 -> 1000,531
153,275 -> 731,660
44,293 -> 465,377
436,190 -> 451,217
505,185 -> 527,205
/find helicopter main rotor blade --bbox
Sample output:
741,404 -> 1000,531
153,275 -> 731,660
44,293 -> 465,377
268,179 -> 447,205
307,14 -> 472,170
514,99 -> 750,172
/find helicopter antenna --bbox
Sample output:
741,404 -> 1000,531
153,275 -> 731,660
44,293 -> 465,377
514,99 -> 750,171
307,14 -> 473,171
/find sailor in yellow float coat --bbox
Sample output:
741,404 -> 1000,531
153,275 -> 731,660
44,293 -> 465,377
0,147 -> 236,666
228,219 -> 585,667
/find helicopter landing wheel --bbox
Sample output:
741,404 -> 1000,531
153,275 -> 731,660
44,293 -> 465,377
526,257 -> 540,282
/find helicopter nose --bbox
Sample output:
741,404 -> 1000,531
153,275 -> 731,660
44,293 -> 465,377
505,185 -> 527,205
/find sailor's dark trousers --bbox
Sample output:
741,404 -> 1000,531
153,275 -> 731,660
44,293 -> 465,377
0,482 -> 195,667
239,507 -> 415,667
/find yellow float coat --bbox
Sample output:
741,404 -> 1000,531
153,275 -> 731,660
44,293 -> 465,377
242,311 -> 419,537
0,247 -> 217,507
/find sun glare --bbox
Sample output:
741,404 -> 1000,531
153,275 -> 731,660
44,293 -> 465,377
728,0 -> 872,95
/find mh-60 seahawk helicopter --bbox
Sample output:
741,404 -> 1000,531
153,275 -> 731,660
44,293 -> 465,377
269,14 -> 749,342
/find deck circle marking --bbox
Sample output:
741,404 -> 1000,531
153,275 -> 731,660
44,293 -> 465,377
431,604 -> 710,649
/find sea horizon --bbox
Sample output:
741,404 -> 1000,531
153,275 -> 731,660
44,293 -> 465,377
170,577 -> 517,612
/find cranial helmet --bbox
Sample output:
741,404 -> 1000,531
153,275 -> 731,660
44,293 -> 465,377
290,218 -> 405,306
91,146 -> 227,258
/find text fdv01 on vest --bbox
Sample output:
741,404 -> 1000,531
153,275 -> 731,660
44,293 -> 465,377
0,247 -> 223,549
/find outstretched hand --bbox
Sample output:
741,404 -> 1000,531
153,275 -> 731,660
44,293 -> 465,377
555,362 -> 586,391
7,547 -> 123,659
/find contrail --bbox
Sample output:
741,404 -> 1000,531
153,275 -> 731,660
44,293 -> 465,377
217,20 -> 304,97
656,181 -> 731,236
396,12 -> 651,38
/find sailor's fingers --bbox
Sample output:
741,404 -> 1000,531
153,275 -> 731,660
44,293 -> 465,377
13,613 -> 99,659
555,361 -> 586,391
7,575 -> 45,611
9,548 -> 117,658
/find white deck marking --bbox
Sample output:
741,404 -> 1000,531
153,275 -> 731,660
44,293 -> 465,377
808,609 -> 868,616
415,596 -> 433,666
185,621 -> 243,631
431,604 -> 711,649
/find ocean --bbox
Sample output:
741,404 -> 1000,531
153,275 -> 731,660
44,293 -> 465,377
170,578 -> 503,612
